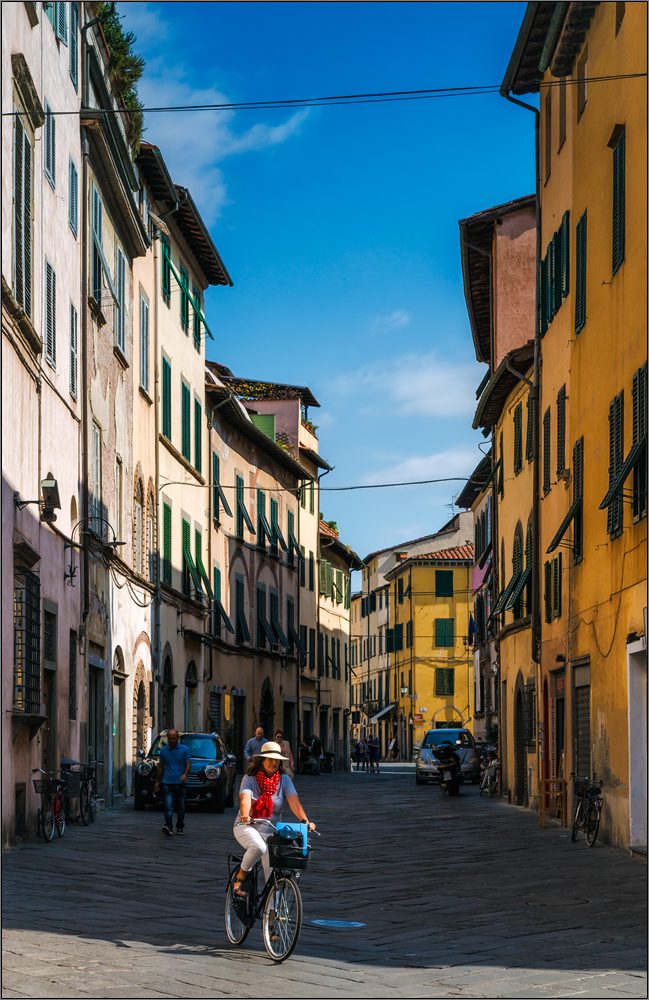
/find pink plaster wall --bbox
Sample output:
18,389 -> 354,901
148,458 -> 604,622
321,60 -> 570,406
493,206 -> 536,369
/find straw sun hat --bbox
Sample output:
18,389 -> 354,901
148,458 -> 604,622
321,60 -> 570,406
254,741 -> 289,760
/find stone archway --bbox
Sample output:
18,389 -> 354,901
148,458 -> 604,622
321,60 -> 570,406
132,661 -> 149,762
431,705 -> 465,728
185,661 -> 199,732
259,677 -> 274,741
514,685 -> 526,805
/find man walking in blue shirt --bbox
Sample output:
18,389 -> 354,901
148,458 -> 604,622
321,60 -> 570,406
154,730 -> 191,836
244,727 -> 265,766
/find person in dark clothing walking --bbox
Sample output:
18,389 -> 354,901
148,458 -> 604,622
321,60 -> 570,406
311,735 -> 325,772
154,730 -> 191,836
368,736 -> 380,773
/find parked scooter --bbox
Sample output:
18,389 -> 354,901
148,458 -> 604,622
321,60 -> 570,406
430,740 -> 462,796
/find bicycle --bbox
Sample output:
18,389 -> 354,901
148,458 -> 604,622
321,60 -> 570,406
32,769 -> 67,842
225,820 -> 318,962
79,759 -> 102,824
479,757 -> 501,798
571,772 -> 603,847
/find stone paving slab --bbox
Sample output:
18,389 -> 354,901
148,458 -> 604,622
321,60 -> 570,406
2,766 -> 647,998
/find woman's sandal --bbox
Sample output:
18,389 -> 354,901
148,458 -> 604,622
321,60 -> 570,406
233,876 -> 248,898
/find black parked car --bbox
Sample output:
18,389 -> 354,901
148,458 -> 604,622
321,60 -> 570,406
134,731 -> 237,813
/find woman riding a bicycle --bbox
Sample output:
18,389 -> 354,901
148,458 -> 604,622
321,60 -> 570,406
232,741 -> 315,899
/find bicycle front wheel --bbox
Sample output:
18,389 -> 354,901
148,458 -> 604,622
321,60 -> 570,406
488,776 -> 498,798
55,794 -> 65,837
41,796 -> 55,842
225,870 -> 251,946
585,801 -> 601,847
80,784 -> 92,825
262,875 -> 302,962
571,799 -> 583,842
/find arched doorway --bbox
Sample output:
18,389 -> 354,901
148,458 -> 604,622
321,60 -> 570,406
259,677 -> 274,740
112,648 -> 126,796
134,680 -> 148,759
162,655 -> 174,729
185,661 -> 199,732
514,687 -> 526,805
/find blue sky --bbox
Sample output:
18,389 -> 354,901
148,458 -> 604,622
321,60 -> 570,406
119,1 -> 533,560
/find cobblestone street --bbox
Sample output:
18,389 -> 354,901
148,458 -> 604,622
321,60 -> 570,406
2,764 -> 646,999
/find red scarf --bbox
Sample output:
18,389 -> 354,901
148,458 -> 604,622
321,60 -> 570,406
251,771 -> 281,819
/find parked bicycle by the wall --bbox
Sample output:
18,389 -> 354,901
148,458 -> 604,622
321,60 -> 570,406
479,754 -> 501,797
31,769 -> 67,842
225,820 -> 319,962
60,758 -> 102,825
571,773 -> 603,846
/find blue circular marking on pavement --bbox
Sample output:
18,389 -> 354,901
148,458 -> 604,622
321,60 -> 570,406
311,919 -> 366,928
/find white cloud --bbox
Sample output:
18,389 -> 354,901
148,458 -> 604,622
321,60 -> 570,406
369,310 -> 411,332
130,57 -> 309,222
363,448 -> 478,486
115,3 -> 169,44
331,352 -> 480,418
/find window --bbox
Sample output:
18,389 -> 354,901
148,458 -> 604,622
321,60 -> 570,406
212,452 -> 231,522
235,575 -> 250,644
557,385 -> 566,477
552,552 -> 563,618
513,403 -> 523,474
435,668 -> 455,697
300,545 -> 306,586
69,1 -> 79,88
161,235 -> 171,304
435,619 -> 454,647
69,159 -> 78,235
148,510 -> 154,582
287,510 -> 299,565
162,503 -> 172,585
498,433 -> 504,496
13,567 -> 40,713
608,392 -> 624,537
526,395 -> 534,462
309,480 -> 315,514
512,533 -> 524,620
44,101 -> 55,188
236,475 -> 254,538
611,127 -> 625,275
632,363 -> 647,519
573,437 -> 584,563
139,296 -> 149,392
544,90 -> 552,183
543,407 -> 551,494
525,525 -> 533,613
13,112 -> 33,317
309,628 -> 316,670
162,358 -> 172,439
194,400 -> 202,473
406,619 -> 413,648
44,259 -> 56,366
115,457 -> 122,543
270,498 -> 287,555
540,213 -> 569,333
575,210 -> 587,333
69,630 -> 77,719
91,184 -> 103,306
180,263 -> 190,331
69,303 -> 78,398
435,570 -> 453,597
134,481 -> 143,574
335,570 -> 344,604
270,589 -> 289,649
577,45 -> 588,118
257,491 -> 273,550
54,1 -> 68,42
181,382 -> 191,461
309,551 -> 315,591
90,422 -> 102,530
192,284 -> 201,348
522,683 -> 537,747
181,518 -> 191,596
544,561 -> 552,623
558,77 -> 566,150
43,604 -> 57,667
114,247 -> 125,351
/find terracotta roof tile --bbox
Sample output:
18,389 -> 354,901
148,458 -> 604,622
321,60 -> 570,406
412,544 -> 474,562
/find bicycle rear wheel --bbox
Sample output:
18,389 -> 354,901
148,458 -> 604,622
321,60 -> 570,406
89,784 -> 98,822
41,796 -> 55,842
55,793 -> 65,837
571,799 -> 583,842
585,801 -> 601,847
262,875 -> 302,962
80,783 -> 92,825
225,870 -> 251,945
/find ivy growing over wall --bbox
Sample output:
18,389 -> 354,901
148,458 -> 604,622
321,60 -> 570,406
97,3 -> 145,155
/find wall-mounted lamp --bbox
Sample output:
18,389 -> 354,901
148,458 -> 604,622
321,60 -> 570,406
14,479 -> 61,522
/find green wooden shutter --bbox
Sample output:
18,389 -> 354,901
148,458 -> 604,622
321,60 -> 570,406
162,359 -> 171,439
498,433 -> 504,496
526,395 -> 534,462
394,623 -> 403,651
212,452 -> 218,519
612,128 -> 625,275
543,408 -> 551,494
575,210 -> 587,333
163,503 -> 172,585
435,619 -> 444,646
250,414 -> 276,440
181,383 -> 191,460
435,570 -> 453,597
561,211 -> 570,298
194,400 -> 202,473
573,437 -> 584,563
319,560 -> 327,595
557,385 -> 566,476
552,231 -> 562,315
608,392 -> 624,535
546,239 -> 554,325
182,518 -> 191,595
180,263 -> 190,327
514,403 -> 523,474
632,363 -> 648,518
161,236 -> 171,300
544,561 -> 552,623
539,255 -> 548,336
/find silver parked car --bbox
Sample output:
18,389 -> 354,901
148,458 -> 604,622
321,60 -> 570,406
415,728 -> 480,785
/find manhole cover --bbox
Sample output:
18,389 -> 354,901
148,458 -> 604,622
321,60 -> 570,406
310,919 -> 366,928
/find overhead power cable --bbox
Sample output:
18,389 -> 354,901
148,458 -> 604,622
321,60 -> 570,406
3,73 -> 645,117
159,475 -> 476,492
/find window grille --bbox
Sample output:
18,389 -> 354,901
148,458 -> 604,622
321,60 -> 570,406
522,684 -> 537,747
69,303 -> 78,398
13,113 -> 33,317
13,568 -> 41,714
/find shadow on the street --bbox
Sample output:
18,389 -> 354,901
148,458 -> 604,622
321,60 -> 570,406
2,772 -> 647,977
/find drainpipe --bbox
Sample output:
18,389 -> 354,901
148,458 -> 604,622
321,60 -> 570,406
80,48 -> 91,762
152,233 -> 162,734
501,84 -> 542,802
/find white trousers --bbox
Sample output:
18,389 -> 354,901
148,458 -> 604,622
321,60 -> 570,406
233,822 -> 272,882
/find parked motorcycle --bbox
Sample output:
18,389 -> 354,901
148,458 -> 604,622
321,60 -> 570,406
430,741 -> 462,796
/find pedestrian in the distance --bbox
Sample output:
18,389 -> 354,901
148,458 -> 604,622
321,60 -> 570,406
310,734 -> 325,772
275,729 -> 295,779
387,736 -> 395,759
369,735 -> 380,774
244,726 -> 265,766
391,738 -> 399,761
154,729 -> 191,836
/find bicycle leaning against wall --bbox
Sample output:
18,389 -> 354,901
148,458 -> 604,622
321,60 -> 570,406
31,769 -> 67,842
570,772 -> 603,847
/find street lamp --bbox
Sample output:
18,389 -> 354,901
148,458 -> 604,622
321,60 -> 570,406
65,516 -> 125,585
